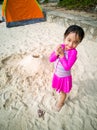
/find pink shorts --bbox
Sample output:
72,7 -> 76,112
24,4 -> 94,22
52,74 -> 72,93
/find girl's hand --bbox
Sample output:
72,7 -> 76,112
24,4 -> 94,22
59,53 -> 64,58
59,50 -> 64,58
55,44 -> 62,55
55,44 -> 65,58
56,44 -> 65,58
55,44 -> 60,56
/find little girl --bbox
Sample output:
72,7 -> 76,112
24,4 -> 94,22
49,25 -> 85,111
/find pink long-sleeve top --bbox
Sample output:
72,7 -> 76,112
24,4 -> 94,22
49,44 -> 77,77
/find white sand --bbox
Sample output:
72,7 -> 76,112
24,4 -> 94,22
0,5 -> 97,130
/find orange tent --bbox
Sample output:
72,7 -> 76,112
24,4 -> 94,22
2,0 -> 46,27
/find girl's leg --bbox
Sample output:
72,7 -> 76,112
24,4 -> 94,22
56,92 -> 67,111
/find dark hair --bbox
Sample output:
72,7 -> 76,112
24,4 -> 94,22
64,25 -> 85,42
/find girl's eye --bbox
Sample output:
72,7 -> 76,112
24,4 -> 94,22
68,39 -> 71,42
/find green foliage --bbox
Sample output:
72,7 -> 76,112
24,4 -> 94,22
58,0 -> 97,11
44,0 -> 48,2
0,0 -> 3,4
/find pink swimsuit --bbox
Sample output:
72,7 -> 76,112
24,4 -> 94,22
49,44 -> 77,93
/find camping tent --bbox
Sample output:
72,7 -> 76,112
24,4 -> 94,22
2,0 -> 46,27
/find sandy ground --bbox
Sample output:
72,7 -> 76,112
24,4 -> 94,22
0,4 -> 97,130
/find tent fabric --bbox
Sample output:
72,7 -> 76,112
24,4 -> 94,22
2,0 -> 46,27
2,0 -> 6,19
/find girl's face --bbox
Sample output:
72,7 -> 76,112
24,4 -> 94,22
64,32 -> 80,50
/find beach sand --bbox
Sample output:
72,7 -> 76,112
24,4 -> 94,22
0,5 -> 97,130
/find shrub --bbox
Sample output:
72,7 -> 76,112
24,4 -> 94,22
58,0 -> 97,11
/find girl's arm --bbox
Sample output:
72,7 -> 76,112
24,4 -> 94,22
59,49 -> 77,70
49,51 -> 58,62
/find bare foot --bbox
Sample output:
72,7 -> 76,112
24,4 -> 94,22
53,102 -> 64,112
52,92 -> 66,112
